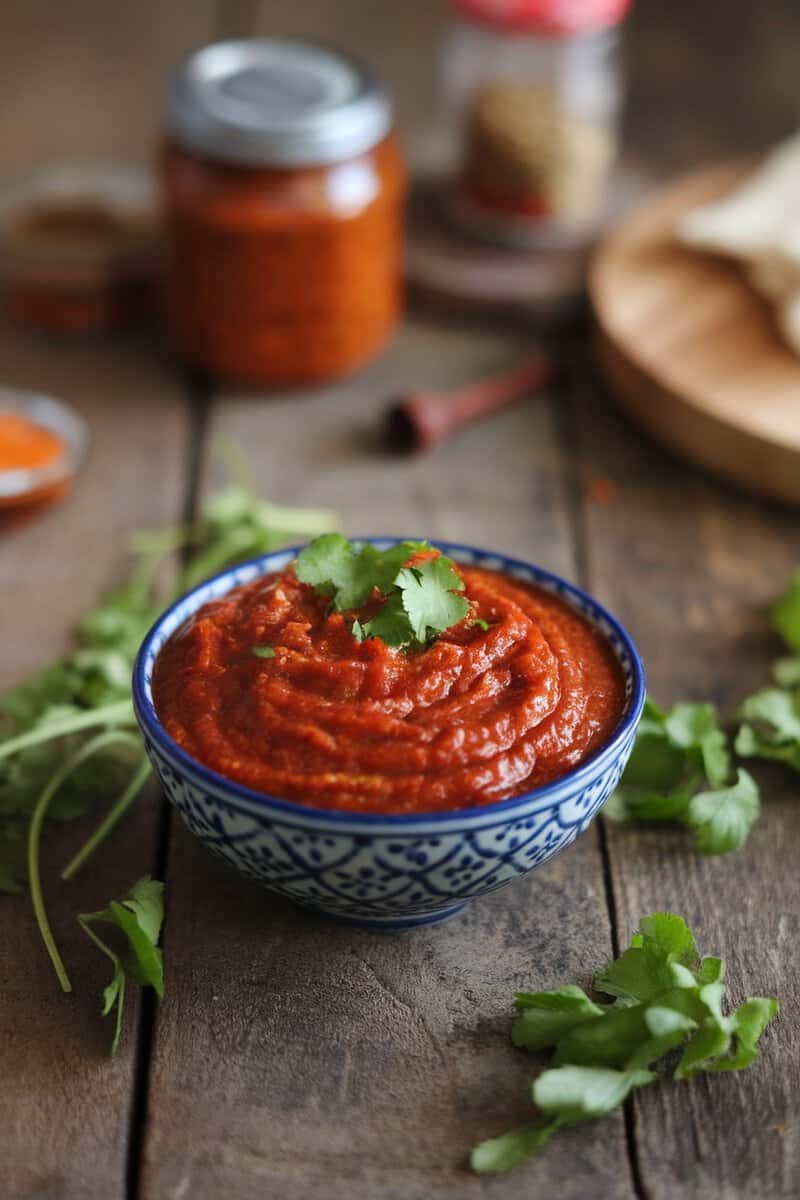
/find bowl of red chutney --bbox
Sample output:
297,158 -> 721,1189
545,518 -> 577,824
133,538 -> 645,928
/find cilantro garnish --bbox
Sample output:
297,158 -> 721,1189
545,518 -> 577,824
252,645 -> 276,659
295,536 -> 471,650
471,913 -> 778,1173
0,448 -> 337,1049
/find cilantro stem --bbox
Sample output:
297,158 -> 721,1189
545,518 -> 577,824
61,756 -> 152,881
77,913 -> 126,1054
28,730 -> 139,993
0,699 -> 135,762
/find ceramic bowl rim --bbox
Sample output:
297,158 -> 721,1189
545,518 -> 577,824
132,539 -> 646,829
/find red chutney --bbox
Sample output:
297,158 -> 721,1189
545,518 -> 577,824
153,564 -> 625,815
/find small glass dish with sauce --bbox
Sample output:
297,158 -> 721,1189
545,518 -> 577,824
0,163 -> 158,335
0,389 -> 89,521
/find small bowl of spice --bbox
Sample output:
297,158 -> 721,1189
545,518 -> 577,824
0,163 -> 158,335
0,389 -> 89,521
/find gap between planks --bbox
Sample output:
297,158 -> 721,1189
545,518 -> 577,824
126,377 -> 213,1200
555,353 -> 650,1200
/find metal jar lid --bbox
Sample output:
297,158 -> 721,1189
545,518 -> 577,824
166,39 -> 393,168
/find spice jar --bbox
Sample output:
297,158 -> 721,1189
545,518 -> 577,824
161,39 -> 407,386
440,0 -> 630,246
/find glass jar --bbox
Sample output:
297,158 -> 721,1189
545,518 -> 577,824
440,1 -> 629,247
161,40 -> 407,386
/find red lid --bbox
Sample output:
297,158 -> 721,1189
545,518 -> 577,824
451,0 -> 630,35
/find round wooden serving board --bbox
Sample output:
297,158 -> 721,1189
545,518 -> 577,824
590,162 -> 800,505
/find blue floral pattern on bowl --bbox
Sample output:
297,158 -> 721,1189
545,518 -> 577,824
133,541 -> 646,929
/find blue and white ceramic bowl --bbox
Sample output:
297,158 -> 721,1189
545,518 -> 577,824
133,541 -> 645,929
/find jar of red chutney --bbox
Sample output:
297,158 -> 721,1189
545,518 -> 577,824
441,0 -> 630,247
161,39 -> 407,386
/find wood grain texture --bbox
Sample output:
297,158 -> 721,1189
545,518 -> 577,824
0,330 -> 190,1200
591,162 -> 800,506
138,321 -> 634,1199
0,0 -> 215,168
573,375 -> 800,1199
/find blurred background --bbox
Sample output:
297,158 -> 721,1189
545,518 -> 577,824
2,1 -> 796,174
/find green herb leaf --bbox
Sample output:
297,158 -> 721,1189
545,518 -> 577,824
1,456 -> 337,1044
472,912 -> 779,1173
470,1122 -> 560,1173
79,875 -> 165,1054
596,912 -> 698,1003
771,655 -> 800,688
252,645 -> 276,659
735,688 -> 800,772
295,536 -> 427,612
685,768 -> 761,855
357,591 -> 416,648
771,569 -> 800,651
512,985 -> 604,1050
296,536 -> 470,652
533,1065 -> 656,1121
396,556 -> 470,644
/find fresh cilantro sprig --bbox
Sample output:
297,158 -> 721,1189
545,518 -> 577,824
295,535 -> 471,650
471,913 -> 778,1174
0,452 -> 337,1049
78,875 -> 164,1055
734,571 -> 800,773
607,699 -> 760,854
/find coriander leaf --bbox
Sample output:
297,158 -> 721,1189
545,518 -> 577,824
638,912 -> 698,964
707,997 -> 779,1072
359,592 -> 415,648
552,1004 -> 649,1069
120,874 -> 165,948
357,542 -> 430,597
686,769 -> 760,855
252,646 -> 276,659
664,702 -> 730,788
472,618 -> 490,632
351,620 -> 366,644
625,1007 -> 698,1069
736,688 -> 800,773
470,1122 -> 559,1173
396,555 -> 470,643
473,910 -> 779,1172
739,688 -> 800,741
533,1066 -> 656,1122
735,723 -> 800,772
79,876 -> 165,1053
675,1023 -> 732,1079
512,985 -> 604,1050
597,913 -> 698,1003
295,537 -> 428,612
771,569 -> 800,651
695,956 -> 725,986
295,533 -> 358,603
773,656 -> 800,688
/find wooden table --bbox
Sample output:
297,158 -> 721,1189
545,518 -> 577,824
3,3 -> 799,1198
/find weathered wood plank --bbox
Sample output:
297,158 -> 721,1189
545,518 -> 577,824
0,330 -> 191,1200
574,378 -> 800,1199
0,0 -> 215,168
139,320 -> 633,1198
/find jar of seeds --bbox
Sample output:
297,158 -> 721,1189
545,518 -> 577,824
440,0 -> 630,247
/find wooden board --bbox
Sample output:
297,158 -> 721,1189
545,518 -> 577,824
572,367 -> 800,1199
590,162 -> 800,506
138,320 -> 635,1200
